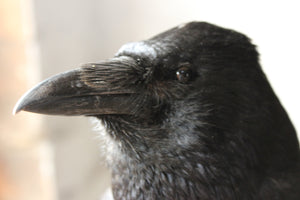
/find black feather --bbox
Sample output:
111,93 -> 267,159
99,22 -> 300,200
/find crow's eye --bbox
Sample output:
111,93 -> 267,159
176,66 -> 192,83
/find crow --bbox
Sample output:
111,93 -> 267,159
14,22 -> 300,200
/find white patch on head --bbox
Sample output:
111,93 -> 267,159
90,117 -> 122,165
177,22 -> 188,29
116,42 -> 157,59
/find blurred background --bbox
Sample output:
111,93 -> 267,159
1,0 -> 299,199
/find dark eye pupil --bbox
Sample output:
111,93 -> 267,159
176,67 -> 191,83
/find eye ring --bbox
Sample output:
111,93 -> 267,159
176,64 -> 192,83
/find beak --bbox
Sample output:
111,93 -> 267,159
13,56 -> 139,116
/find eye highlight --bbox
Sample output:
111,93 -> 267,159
176,64 -> 192,83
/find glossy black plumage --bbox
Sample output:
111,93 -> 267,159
14,22 -> 300,200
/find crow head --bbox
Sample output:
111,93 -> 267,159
14,22 -> 299,199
